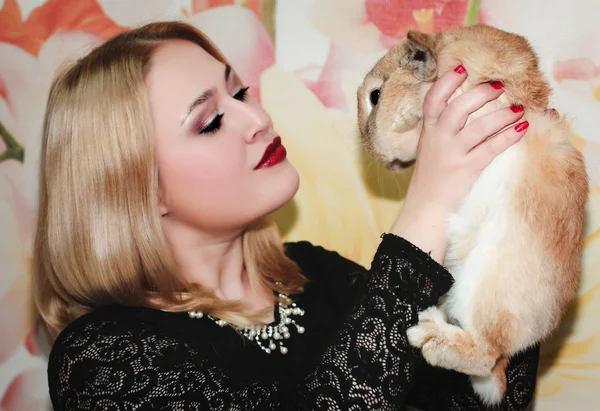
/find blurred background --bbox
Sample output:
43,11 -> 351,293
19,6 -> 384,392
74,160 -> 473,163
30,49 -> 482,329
0,0 -> 598,409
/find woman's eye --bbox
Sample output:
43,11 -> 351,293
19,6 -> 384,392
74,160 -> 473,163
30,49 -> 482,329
199,113 -> 223,135
196,88 -> 248,135
234,86 -> 249,101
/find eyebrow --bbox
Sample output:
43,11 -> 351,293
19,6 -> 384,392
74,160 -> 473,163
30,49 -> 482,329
181,64 -> 232,126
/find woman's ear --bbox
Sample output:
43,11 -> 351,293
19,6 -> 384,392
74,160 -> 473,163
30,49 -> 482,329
158,187 -> 169,217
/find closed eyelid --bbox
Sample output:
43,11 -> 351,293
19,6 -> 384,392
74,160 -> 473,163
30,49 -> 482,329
181,64 -> 232,126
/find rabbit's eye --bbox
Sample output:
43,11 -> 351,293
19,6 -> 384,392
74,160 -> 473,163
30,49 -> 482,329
370,89 -> 380,106
413,50 -> 426,61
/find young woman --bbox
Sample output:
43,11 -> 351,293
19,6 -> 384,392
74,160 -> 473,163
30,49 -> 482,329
33,21 -> 538,410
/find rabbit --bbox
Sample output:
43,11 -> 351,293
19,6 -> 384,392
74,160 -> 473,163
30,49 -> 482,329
356,24 -> 589,406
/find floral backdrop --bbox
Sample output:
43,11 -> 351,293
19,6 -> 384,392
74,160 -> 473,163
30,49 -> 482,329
0,0 -> 598,409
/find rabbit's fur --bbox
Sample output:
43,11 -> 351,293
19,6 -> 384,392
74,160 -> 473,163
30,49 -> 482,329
357,24 -> 588,405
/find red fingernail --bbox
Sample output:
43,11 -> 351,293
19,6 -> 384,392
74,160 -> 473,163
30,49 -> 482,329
514,121 -> 529,132
490,81 -> 504,89
510,105 -> 524,113
454,65 -> 466,74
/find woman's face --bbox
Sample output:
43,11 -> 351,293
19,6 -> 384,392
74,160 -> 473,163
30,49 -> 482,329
147,40 -> 299,235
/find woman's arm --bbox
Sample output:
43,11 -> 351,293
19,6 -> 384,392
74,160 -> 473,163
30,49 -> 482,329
406,344 -> 540,411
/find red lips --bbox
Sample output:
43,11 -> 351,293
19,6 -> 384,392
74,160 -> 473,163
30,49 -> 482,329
255,136 -> 287,170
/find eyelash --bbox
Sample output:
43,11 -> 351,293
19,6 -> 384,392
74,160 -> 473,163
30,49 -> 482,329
198,87 -> 250,135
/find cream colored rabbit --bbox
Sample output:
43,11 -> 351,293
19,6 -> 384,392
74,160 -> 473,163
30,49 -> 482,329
357,24 -> 588,405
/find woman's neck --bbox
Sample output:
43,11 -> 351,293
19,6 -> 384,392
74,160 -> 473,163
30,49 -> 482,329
162,219 -> 274,320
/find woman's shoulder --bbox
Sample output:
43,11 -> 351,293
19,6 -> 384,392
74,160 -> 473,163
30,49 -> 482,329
48,305 -> 189,368
284,240 -> 368,280
46,306 -> 220,409
52,305 -> 157,339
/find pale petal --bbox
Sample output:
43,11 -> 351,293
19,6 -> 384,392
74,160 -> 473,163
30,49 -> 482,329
554,58 -> 599,83
308,0 -> 386,53
25,319 -> 51,357
3,172 -> 33,248
37,30 -> 102,78
98,0 -> 175,27
481,0 -> 600,60
0,367 -> 48,411
0,164 -> 27,292
0,43 -> 42,211
583,140 -> 600,188
0,42 -> 39,144
15,0 -> 47,21
273,0 -> 330,75
189,6 -> 275,102
552,87 -> 600,145
305,43 -> 385,111
582,189 -> 600,253
0,275 -> 31,363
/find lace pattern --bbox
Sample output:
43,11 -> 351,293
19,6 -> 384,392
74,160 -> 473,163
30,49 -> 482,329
48,234 -> 539,410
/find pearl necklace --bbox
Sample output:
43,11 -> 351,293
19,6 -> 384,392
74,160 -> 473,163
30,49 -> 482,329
188,293 -> 305,355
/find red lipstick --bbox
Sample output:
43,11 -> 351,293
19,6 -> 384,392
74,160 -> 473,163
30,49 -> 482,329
255,136 -> 287,170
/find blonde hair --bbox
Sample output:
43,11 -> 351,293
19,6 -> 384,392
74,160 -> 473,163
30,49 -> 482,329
32,21 -> 307,337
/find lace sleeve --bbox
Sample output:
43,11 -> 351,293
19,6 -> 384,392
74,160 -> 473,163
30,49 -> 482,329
406,344 -> 540,411
48,233 -> 455,410
297,233 -> 454,409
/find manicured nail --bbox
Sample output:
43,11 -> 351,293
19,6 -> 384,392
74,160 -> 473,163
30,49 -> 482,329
510,105 -> 524,113
514,121 -> 529,132
454,65 -> 466,74
549,108 -> 559,118
490,81 -> 504,89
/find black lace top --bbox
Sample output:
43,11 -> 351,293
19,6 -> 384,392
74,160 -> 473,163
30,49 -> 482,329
47,234 -> 539,410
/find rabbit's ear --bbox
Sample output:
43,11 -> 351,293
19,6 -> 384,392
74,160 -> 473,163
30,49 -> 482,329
403,30 -> 437,81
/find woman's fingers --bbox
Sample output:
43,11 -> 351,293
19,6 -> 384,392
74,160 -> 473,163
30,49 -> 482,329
459,105 -> 526,153
469,119 -> 529,169
438,81 -> 506,133
423,65 -> 468,126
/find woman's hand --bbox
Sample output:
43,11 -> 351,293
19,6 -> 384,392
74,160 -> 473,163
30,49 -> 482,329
391,65 -> 528,263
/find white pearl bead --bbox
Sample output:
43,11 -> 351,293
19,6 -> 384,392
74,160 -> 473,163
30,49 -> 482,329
194,292 -> 304,356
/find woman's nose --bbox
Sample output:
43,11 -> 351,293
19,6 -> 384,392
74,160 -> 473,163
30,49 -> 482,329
232,98 -> 272,143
